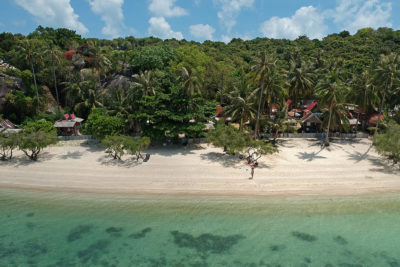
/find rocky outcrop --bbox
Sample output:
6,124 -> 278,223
104,74 -> 132,91
41,85 -> 59,114
0,72 -> 25,112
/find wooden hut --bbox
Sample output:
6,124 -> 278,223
54,114 -> 84,136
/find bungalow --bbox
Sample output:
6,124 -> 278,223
0,119 -> 22,134
54,114 -> 84,136
301,112 -> 322,133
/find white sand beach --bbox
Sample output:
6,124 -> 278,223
0,139 -> 399,196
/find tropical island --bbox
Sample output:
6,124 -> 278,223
0,26 -> 399,196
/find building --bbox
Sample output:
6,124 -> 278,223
0,119 -> 22,134
54,114 -> 84,136
301,112 -> 322,133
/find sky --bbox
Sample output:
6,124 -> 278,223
0,0 -> 399,42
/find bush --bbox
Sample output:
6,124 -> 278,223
18,130 -> 58,160
84,109 -> 125,139
23,119 -> 57,135
374,122 -> 400,165
101,135 -> 150,160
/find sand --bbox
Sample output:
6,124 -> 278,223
0,138 -> 399,196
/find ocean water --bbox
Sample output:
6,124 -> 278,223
0,189 -> 399,267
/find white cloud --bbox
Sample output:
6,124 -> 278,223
148,0 -> 188,17
260,6 -> 327,40
214,0 -> 254,33
14,0 -> 88,34
148,17 -> 183,40
89,0 -> 125,38
189,24 -> 215,40
220,33 -> 252,43
332,0 -> 392,33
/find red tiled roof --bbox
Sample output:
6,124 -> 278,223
0,119 -> 17,129
62,50 -> 76,60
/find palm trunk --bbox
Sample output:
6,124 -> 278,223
220,73 -> 224,106
98,66 -> 106,115
254,74 -> 265,138
30,57 -> 40,110
325,102 -> 333,146
51,55 -> 60,113
239,109 -> 244,131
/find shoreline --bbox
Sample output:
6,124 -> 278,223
1,138 -> 399,198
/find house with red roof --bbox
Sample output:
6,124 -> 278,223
53,114 -> 84,136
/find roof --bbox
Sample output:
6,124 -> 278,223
54,121 -> 77,128
0,119 -> 18,129
301,112 -> 322,124
63,114 -> 84,123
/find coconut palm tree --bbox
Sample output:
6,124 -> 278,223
132,70 -> 155,96
224,74 -> 257,131
288,60 -> 315,105
316,68 -> 350,146
45,43 -> 62,112
178,66 -> 200,98
19,39 -> 41,110
252,52 -> 276,138
373,53 -> 400,134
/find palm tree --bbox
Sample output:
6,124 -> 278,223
178,66 -> 200,98
87,40 -> 111,115
224,74 -> 257,131
252,52 -> 276,138
132,70 -> 155,96
373,53 -> 400,134
316,68 -> 350,146
19,39 -> 41,110
288,60 -> 315,105
45,43 -> 62,112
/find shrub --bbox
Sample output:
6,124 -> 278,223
84,109 -> 125,139
0,133 -> 19,160
18,130 -> 58,160
374,122 -> 400,165
23,119 -> 57,135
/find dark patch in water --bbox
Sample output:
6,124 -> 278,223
129,227 -> 152,239
47,257 -> 77,267
26,222 -> 36,230
380,252 -> 400,267
304,257 -> 312,263
77,239 -> 110,264
26,213 -> 34,217
22,240 -> 48,257
170,230 -> 244,255
334,235 -> 348,245
291,231 -> 317,242
67,224 -> 93,242
325,264 -> 334,267
338,264 -> 363,267
0,242 -> 18,259
105,227 -> 123,237
269,244 -> 286,252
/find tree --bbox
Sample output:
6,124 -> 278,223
23,119 -> 57,135
178,66 -> 200,98
101,135 -> 127,160
374,122 -> 400,165
125,136 -> 151,161
316,68 -> 350,146
373,53 -> 400,134
17,130 -> 58,160
0,133 -> 18,160
84,109 -> 125,139
18,39 -> 42,110
132,70 -> 155,96
252,52 -> 276,138
288,60 -> 315,105
45,43 -> 62,111
224,72 -> 256,131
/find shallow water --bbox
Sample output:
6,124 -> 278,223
0,189 -> 400,267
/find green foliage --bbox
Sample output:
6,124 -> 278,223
17,130 -> 58,160
84,109 -> 125,139
23,120 -> 57,135
3,91 -> 36,123
101,135 -> 150,160
0,133 -> 19,160
131,45 -> 176,71
374,122 -> 400,165
101,135 -> 127,160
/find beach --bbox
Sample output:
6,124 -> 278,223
0,138 -> 399,196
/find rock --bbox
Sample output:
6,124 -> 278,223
41,85 -> 59,114
104,74 -> 131,91
0,72 -> 25,112
80,68 -> 97,81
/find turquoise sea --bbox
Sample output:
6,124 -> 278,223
0,189 -> 399,267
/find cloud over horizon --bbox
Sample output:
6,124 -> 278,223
89,0 -> 126,38
148,17 -> 183,40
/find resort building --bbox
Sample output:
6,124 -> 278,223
54,114 -> 84,136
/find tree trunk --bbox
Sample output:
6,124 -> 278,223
325,102 -> 333,146
51,54 -> 60,113
254,74 -> 265,138
220,73 -> 224,106
98,68 -> 106,115
30,57 -> 40,110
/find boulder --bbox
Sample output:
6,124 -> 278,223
40,85 -> 59,114
104,74 -> 132,91
0,72 -> 25,112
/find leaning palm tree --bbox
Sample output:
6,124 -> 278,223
19,39 -> 41,110
132,70 -> 155,96
251,52 -> 276,138
373,53 -> 400,134
316,68 -> 350,146
288,60 -> 315,105
224,74 -> 257,131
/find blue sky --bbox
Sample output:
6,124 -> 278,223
0,0 -> 399,42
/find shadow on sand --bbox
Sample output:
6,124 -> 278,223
58,151 -> 84,160
0,152 -> 55,167
146,144 -> 202,157
97,156 -> 143,168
